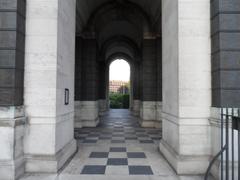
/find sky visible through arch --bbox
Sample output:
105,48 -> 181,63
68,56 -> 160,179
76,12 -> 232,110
109,59 -> 130,81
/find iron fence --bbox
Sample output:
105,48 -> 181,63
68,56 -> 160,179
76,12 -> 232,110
205,108 -> 240,180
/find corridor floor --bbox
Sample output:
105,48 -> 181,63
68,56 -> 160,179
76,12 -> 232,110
63,109 -> 163,176
21,110 -> 206,180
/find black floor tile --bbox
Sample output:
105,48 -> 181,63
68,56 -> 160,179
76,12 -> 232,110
81,165 -> 106,174
112,134 -> 124,137
127,152 -> 146,158
83,140 -> 98,143
89,152 -> 109,158
151,137 -> 161,140
110,147 -> 127,152
125,137 -> 138,140
111,140 -> 125,143
135,130 -> 145,132
107,158 -> 128,165
139,140 -> 154,143
129,166 -> 153,175
78,137 -> 86,140
88,134 -> 100,137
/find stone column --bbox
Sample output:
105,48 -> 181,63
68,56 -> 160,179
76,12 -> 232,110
74,36 -> 83,128
140,39 -> 158,127
211,0 -> 240,107
210,0 -> 240,179
132,62 -> 140,116
98,61 -> 108,116
77,39 -> 99,127
0,0 -> 26,179
24,0 -> 77,173
156,37 -> 162,129
160,0 -> 211,174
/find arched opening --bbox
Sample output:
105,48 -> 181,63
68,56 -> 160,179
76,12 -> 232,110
74,0 -> 162,128
108,59 -> 131,109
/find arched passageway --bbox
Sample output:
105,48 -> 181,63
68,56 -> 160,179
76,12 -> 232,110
74,0 -> 162,128
0,0 -> 226,179
71,0 -> 165,177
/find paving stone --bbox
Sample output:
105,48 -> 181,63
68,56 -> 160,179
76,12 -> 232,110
107,158 -> 128,165
127,152 -> 146,158
110,147 -> 127,152
81,165 -> 106,174
89,152 -> 109,158
129,166 -> 153,175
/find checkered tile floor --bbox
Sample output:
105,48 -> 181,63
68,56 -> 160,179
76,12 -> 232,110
63,109 -> 163,176
81,146 -> 153,175
74,112 -> 161,145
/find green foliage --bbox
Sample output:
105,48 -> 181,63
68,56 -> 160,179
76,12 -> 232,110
109,93 -> 129,109
122,94 -> 129,108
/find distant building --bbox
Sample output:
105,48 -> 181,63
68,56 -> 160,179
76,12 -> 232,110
109,80 -> 129,93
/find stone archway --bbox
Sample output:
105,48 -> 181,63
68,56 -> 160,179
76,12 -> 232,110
2,0 -> 240,179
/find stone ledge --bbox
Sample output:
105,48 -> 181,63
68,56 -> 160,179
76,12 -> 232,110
0,117 -> 26,127
81,118 -> 99,127
159,139 -> 209,175
0,106 -> 25,119
25,139 -> 77,173
140,119 -> 161,128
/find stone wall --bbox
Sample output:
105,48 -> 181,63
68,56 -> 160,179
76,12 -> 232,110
74,38 -> 100,127
211,0 -> 240,107
0,0 -> 26,106
142,39 -> 157,101
75,36 -> 83,101
156,37 -> 162,102
139,39 -> 162,127
0,1 -> 26,179
80,39 -> 99,101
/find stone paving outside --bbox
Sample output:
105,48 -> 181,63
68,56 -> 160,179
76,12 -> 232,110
21,110 -> 206,180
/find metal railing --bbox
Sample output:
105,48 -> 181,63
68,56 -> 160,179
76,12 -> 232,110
205,108 -> 240,180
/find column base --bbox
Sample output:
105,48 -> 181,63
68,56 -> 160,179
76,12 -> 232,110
0,106 -> 26,180
132,100 -> 140,116
25,139 -> 77,173
81,118 -> 100,127
99,99 -> 108,116
0,156 -> 25,180
140,101 -> 162,128
159,139 -> 209,175
139,120 -> 158,128
74,101 -> 100,128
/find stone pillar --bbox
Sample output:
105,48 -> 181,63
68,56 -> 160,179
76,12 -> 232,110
0,0 -> 26,179
132,63 -> 140,116
160,0 -> 211,174
24,0 -> 77,173
98,61 -> 108,116
140,39 -> 158,127
77,39 -> 99,127
156,37 -> 162,129
210,1 -> 240,179
0,107 -> 26,180
211,0 -> 240,107
74,36 -> 83,128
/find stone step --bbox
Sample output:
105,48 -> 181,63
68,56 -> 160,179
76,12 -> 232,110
20,173 -> 209,180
